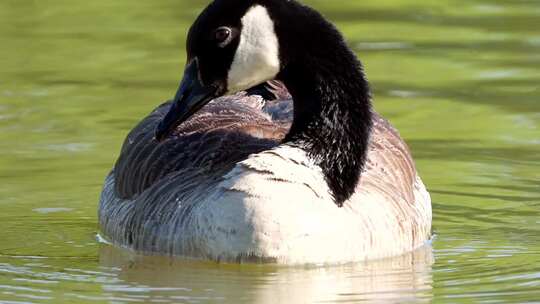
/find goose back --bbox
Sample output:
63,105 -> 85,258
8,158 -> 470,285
114,93 -> 290,199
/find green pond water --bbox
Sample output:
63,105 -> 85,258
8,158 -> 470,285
1,0 -> 539,303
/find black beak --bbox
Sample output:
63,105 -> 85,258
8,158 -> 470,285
155,59 -> 218,141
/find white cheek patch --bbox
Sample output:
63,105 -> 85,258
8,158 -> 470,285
227,5 -> 280,94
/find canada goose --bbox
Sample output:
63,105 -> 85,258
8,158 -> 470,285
99,0 -> 432,264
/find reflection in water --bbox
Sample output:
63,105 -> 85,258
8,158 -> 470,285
98,244 -> 434,303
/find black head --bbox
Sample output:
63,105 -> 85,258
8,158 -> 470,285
155,0 -> 348,139
156,0 -> 288,140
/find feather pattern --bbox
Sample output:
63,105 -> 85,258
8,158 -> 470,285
99,85 -> 431,264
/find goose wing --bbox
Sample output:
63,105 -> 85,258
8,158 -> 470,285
113,90 -> 292,199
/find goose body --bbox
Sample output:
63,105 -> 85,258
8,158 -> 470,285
99,0 -> 431,264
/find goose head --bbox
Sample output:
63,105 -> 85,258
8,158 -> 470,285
156,0 -> 282,140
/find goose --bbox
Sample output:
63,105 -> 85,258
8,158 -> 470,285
99,0 -> 432,264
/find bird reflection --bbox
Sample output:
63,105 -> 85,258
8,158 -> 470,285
99,244 -> 433,303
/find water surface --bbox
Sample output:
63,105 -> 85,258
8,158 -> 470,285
0,0 -> 539,303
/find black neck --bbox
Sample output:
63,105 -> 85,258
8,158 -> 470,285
278,47 -> 373,206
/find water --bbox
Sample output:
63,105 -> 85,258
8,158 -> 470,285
0,0 -> 539,302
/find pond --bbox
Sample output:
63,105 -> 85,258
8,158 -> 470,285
0,0 -> 539,303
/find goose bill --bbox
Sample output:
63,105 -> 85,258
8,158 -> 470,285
155,59 -> 218,141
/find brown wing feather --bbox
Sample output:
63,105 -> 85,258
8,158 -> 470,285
358,114 -> 417,205
113,82 -> 418,207
114,94 -> 290,199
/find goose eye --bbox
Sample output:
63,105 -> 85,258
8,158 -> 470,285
214,27 -> 232,46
